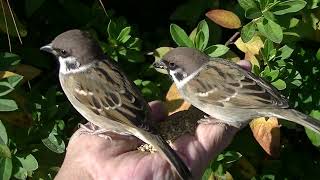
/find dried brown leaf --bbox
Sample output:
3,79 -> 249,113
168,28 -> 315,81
250,117 -> 280,157
206,9 -> 241,29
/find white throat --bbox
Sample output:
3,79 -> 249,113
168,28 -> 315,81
58,56 -> 92,74
170,66 -> 203,89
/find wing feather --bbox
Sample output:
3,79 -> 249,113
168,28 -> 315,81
68,60 -> 151,129
185,59 -> 289,109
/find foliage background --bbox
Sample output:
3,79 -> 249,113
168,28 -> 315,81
0,0 -> 320,179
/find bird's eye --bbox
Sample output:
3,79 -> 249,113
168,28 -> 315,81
60,49 -> 68,57
169,62 -> 176,68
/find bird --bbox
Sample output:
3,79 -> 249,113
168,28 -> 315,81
40,29 -> 192,180
153,47 -> 320,133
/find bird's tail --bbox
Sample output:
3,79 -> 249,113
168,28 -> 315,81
269,109 -> 320,134
137,131 -> 192,180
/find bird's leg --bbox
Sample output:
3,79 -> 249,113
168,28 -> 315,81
197,116 -> 240,130
76,123 -> 112,141
198,115 -> 227,126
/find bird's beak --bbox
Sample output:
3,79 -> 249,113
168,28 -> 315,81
153,60 -> 166,69
40,43 -> 57,56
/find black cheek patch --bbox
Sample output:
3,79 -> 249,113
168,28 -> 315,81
174,72 -> 185,81
66,62 -> 78,70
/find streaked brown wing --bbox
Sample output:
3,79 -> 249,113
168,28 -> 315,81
69,60 -> 151,129
185,58 -> 289,109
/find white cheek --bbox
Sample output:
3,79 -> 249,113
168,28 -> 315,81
169,68 -> 188,88
59,56 -> 76,74
58,56 -> 91,74
170,66 -> 204,89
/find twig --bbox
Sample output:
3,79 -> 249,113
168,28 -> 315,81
225,32 -> 240,46
6,0 -> 22,44
0,0 -> 11,52
98,0 -> 110,19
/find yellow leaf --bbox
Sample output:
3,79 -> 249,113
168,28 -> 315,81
153,47 -> 173,74
153,47 -> 173,61
250,117 -> 280,157
164,83 -> 191,115
235,35 -> 263,55
206,9 -> 241,29
244,52 -> 259,67
235,35 -> 264,67
0,71 -> 18,79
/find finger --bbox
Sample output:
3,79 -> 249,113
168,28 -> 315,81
237,60 -> 252,71
171,123 -> 238,178
196,123 -> 238,157
148,100 -> 168,122
68,124 -> 141,155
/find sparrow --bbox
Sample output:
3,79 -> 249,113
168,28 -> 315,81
40,29 -> 192,180
153,47 -> 320,133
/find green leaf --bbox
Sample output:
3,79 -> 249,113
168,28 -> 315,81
0,74 -> 22,97
194,31 -> 206,51
189,28 -> 197,42
262,11 -> 276,21
212,162 -> 225,176
134,79 -> 143,86
202,167 -> 213,180
238,0 -> 258,11
117,27 -> 131,43
257,18 -> 283,43
238,0 -> 261,19
269,70 -> 280,81
307,0 -> 320,9
0,144 -> 11,158
278,45 -> 294,60
7,75 -> 23,88
260,174 -> 275,180
12,167 -> 27,180
15,154 -> 38,171
262,39 -> 275,61
271,0 -> 307,15
0,157 -> 12,180
204,45 -> 229,58
261,66 -> 280,81
316,48 -> 320,61
0,82 -> 13,97
126,38 -> 141,50
241,22 -> 256,42
305,110 -> 320,147
271,79 -> 286,90
41,132 -> 65,154
218,151 -> 242,164
0,121 -> 7,144
56,119 -> 65,131
0,99 -> 18,112
245,8 -> 263,19
259,0 -> 269,10
170,24 -> 194,47
141,87 -> 152,97
107,20 -> 118,39
195,20 -> 209,49
25,0 -> 45,17
0,53 -> 20,71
